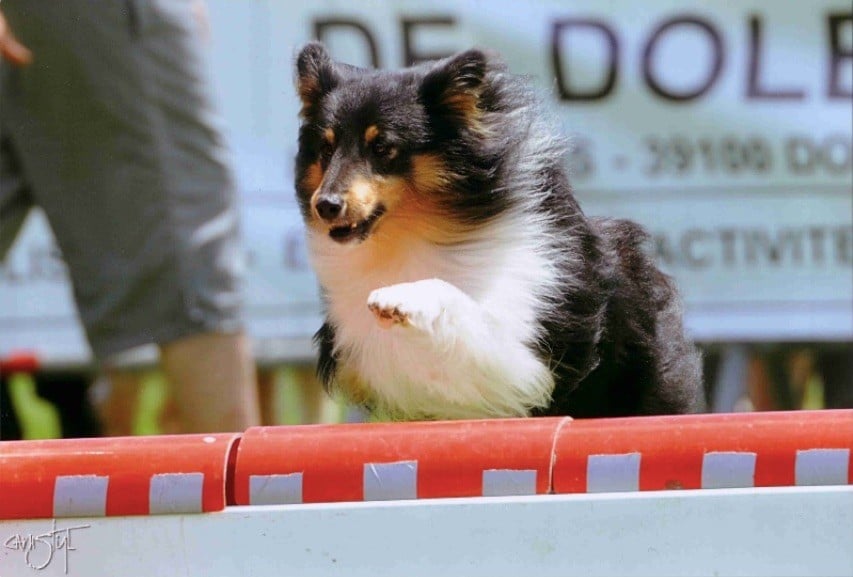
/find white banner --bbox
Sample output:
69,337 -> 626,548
1,0 -> 850,366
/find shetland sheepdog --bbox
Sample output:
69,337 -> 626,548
293,42 -> 704,420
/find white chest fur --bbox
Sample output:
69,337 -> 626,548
307,214 -> 559,419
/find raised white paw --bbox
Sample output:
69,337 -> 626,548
367,279 -> 458,332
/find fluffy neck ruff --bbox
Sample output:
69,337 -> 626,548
309,203 -> 563,419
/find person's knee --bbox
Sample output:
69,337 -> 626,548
161,332 -> 254,378
159,331 -> 260,432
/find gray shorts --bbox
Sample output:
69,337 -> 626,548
0,0 -> 245,361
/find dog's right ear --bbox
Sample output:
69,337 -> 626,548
420,49 -> 492,126
295,42 -> 339,117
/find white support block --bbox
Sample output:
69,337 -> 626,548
2,486 -> 849,577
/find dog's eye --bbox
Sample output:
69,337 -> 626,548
371,139 -> 396,160
319,140 -> 335,165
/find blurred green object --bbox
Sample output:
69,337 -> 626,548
7,374 -> 61,439
802,375 -> 826,411
135,372 -> 169,436
6,371 -> 165,439
6,365 -> 352,440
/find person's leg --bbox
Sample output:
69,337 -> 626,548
147,2 -> 259,434
0,123 -> 30,442
294,364 -> 337,423
99,367 -> 186,436
256,367 -> 280,426
99,370 -> 142,437
2,3 -> 256,439
0,131 -> 33,260
157,390 -> 183,435
160,331 -> 259,433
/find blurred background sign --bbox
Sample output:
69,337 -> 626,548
1,0 -> 850,367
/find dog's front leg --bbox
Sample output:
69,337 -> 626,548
367,278 -> 478,340
366,278 -> 553,417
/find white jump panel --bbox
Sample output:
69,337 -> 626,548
1,486 -> 850,577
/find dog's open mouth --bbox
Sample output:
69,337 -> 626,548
328,205 -> 386,243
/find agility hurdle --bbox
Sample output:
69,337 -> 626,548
1,410 -> 851,576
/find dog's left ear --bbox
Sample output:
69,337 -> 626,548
420,49 -> 492,124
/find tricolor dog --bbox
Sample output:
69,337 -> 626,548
294,43 -> 704,420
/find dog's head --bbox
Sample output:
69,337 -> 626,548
294,43 -> 506,245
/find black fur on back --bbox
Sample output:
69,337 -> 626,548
297,44 -> 705,418
538,218 -> 705,416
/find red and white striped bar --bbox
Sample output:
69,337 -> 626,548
232,410 -> 851,507
1,410 -> 850,520
233,418 -> 569,506
552,410 -> 852,493
0,433 -> 240,519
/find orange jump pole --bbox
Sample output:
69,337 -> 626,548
233,417 -> 569,505
1,410 -> 850,520
231,410 -> 851,507
552,410 -> 852,493
0,433 -> 240,520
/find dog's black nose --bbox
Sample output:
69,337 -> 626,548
315,197 -> 344,221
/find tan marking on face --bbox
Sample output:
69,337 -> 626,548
347,177 -> 380,220
301,161 -> 323,194
346,175 -> 408,223
346,155 -> 470,248
309,156 -> 469,245
364,125 -> 380,144
306,163 -> 336,231
410,153 -> 454,194
304,165 -> 326,231
308,175 -> 401,228
324,127 -> 336,146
